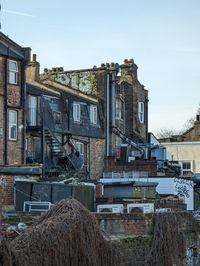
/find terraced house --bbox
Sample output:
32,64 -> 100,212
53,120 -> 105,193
26,55 -> 104,180
0,32 -> 30,165
0,32 -> 150,209
0,32 -> 31,207
40,59 -> 149,169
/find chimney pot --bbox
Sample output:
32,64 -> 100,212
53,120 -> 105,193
32,54 -> 37,62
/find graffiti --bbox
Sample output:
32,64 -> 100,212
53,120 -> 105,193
0,177 -> 7,190
174,178 -> 193,188
175,184 -> 190,198
174,178 -> 193,198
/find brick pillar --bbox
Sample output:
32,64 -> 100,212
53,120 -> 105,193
96,183 -> 103,198
0,175 -> 14,207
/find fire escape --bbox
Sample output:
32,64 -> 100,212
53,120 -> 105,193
26,95 -> 83,178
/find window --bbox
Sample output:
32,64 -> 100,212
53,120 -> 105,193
9,111 -> 17,140
179,161 -> 193,176
138,102 -> 144,123
8,60 -> 18,84
90,105 -> 97,124
28,95 -> 37,126
116,98 -> 122,119
76,142 -> 84,155
73,103 -> 80,122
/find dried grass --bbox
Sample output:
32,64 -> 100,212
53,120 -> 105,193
0,199 -> 116,266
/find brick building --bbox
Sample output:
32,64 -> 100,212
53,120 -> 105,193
26,55 -> 105,179
0,32 -> 30,165
40,59 -> 149,172
0,32 -> 31,207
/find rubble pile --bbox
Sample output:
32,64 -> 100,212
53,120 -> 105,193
0,199 -> 115,266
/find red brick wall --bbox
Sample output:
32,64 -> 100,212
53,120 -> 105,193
96,183 -> 103,198
0,97 -> 5,164
104,157 -> 157,175
0,57 -> 5,164
96,213 -> 151,236
0,56 -> 25,165
0,175 -> 14,206
0,57 -> 5,95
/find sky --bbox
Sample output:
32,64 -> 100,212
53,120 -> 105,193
1,0 -> 200,134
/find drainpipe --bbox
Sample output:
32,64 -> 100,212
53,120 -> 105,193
123,85 -> 125,134
40,97 -> 45,178
21,60 -> 26,163
145,97 -> 149,143
4,56 -> 8,165
111,72 -> 116,128
88,137 -> 91,179
106,73 -> 110,156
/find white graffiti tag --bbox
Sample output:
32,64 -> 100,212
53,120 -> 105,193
0,177 -> 7,189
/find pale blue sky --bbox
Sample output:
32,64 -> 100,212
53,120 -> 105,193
1,0 -> 200,134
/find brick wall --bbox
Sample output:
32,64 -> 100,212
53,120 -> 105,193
89,138 -> 105,179
0,174 -> 14,207
0,97 -> 4,164
96,213 -> 151,237
0,57 -> 5,165
71,136 -> 105,180
121,60 -> 148,143
96,183 -> 103,198
104,156 -> 157,175
0,56 -> 25,165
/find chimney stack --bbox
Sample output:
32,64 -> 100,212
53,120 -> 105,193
26,53 -> 40,82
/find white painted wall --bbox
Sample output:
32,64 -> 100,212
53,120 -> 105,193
162,141 -> 200,173
100,176 -> 194,210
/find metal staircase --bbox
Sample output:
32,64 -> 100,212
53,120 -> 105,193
44,128 -> 83,173
44,129 -> 64,157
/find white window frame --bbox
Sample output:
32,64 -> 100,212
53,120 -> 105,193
9,110 -> 17,140
179,160 -> 193,176
76,142 -> 84,155
138,102 -> 145,123
28,95 -> 37,126
73,102 -> 80,122
90,105 -> 97,124
8,60 -> 18,85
